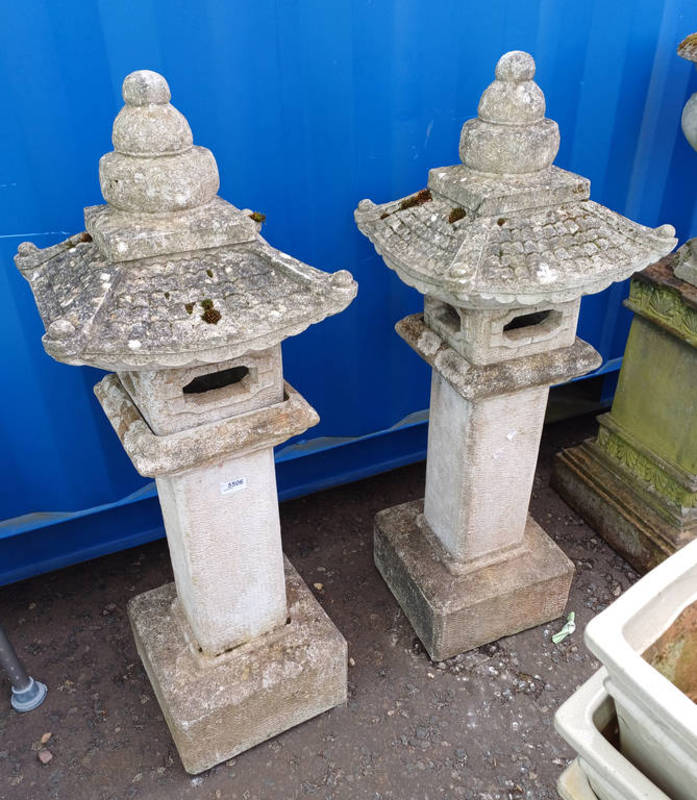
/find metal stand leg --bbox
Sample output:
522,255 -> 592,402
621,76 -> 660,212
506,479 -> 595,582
0,623 -> 47,712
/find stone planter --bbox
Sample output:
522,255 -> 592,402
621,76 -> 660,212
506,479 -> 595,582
584,537 -> 697,800
555,668 -> 669,800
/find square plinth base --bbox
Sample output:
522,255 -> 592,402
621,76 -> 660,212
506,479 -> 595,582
374,500 -> 574,661
128,558 -> 347,774
552,442 -> 697,574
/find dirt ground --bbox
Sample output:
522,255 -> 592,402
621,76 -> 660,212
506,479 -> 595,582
0,413 -> 638,800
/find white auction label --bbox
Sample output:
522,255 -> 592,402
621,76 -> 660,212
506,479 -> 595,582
220,477 -> 247,495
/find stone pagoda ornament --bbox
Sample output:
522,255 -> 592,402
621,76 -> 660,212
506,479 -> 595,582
355,50 -> 676,661
553,34 -> 697,573
15,70 -> 357,773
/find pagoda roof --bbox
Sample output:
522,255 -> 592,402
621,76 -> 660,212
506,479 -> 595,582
355,51 -> 675,309
16,70 -> 356,371
16,226 -> 355,372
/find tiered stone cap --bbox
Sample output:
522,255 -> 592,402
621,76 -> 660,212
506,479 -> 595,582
355,51 -> 676,308
16,70 -> 356,371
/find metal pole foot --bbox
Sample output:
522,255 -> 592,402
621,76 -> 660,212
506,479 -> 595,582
10,677 -> 47,712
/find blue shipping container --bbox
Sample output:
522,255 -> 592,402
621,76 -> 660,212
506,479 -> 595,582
1,0 -> 696,584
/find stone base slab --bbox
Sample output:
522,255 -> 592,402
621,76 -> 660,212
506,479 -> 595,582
552,441 -> 697,574
128,558 -> 347,774
374,500 -> 574,661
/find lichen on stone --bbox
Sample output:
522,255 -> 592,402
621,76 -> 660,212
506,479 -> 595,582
249,212 -> 266,224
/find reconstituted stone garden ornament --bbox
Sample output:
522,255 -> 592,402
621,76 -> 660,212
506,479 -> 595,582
553,34 -> 697,574
15,70 -> 357,773
355,50 -> 676,661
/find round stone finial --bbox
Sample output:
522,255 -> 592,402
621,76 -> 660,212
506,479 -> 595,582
459,49 -> 560,175
100,70 -> 219,215
494,50 -> 536,82
122,70 -> 171,106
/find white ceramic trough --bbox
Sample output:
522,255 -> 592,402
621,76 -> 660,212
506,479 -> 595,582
584,537 -> 697,800
555,668 -> 669,800
557,760 -> 600,800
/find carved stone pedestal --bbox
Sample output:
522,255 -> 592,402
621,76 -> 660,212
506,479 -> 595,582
553,254 -> 697,573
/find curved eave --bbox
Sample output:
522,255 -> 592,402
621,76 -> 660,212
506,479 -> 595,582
42,285 -> 356,371
356,197 -> 676,308
22,233 -> 357,372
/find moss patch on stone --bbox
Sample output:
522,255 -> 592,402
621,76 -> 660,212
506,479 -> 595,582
202,308 -> 221,325
399,189 -> 432,211
185,302 -> 194,315
448,208 -> 466,224
249,212 -> 266,224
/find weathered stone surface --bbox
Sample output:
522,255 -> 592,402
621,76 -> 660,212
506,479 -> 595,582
678,32 -> 697,63
94,374 -> 319,477
423,293 -> 581,365
16,232 -> 356,372
355,52 -> 675,309
17,68 -> 353,773
423,372 -> 549,563
84,197 -> 257,264
128,558 -> 347,774
396,313 -> 601,396
119,345 -> 284,436
374,500 -> 573,661
636,251 -> 697,340
15,69 -> 357,371
553,254 -> 697,572
354,49 -> 671,657
552,442 -> 695,575
156,445 -> 288,656
461,52 -> 560,174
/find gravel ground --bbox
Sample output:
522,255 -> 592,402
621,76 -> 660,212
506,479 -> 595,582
0,413 -> 638,800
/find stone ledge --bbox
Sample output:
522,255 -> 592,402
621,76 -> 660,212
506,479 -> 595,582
374,499 -> 574,661
85,196 -> 258,263
395,314 -> 600,400
626,253 -> 697,349
128,557 -> 347,774
552,442 -> 697,574
95,374 -> 319,477
427,164 -> 590,218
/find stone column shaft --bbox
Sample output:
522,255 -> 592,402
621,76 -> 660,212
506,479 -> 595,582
424,373 -> 548,562
157,446 -> 287,656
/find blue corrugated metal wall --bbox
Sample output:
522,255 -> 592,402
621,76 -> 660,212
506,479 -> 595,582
2,0 -> 696,584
